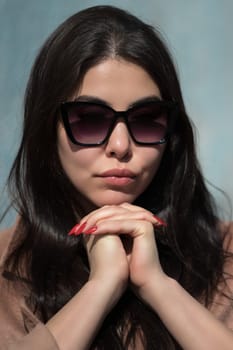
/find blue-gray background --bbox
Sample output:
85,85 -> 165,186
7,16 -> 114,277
0,0 -> 232,227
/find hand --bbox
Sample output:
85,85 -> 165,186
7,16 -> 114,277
79,203 -> 165,291
84,232 -> 129,296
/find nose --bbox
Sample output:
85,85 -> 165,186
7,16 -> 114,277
105,120 -> 132,160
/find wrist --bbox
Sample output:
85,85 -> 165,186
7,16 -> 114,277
88,276 -> 127,310
137,271 -> 174,307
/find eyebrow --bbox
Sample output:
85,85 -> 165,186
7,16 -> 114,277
73,95 -> 162,109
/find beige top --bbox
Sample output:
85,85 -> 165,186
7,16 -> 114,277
0,222 -> 233,349
0,225 -> 59,349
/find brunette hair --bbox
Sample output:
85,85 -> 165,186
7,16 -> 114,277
3,5 -> 229,349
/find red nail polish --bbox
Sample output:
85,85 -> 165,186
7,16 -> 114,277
84,226 -> 98,235
74,222 -> 87,235
153,215 -> 167,227
68,223 -> 80,236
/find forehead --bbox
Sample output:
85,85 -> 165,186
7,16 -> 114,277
75,58 -> 161,110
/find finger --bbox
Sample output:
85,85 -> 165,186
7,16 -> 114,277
80,205 -> 111,225
83,210 -> 158,236
83,219 -> 154,239
120,202 -> 147,211
83,203 -> 153,226
120,203 -> 166,227
68,205 -> 119,235
84,204 -> 156,228
70,205 -> 165,236
80,205 -> 132,231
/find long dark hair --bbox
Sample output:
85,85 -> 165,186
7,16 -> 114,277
3,5 -> 230,349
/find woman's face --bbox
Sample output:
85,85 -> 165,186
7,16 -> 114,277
58,58 -> 166,207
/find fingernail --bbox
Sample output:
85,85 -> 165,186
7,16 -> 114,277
84,226 -> 98,235
153,215 -> 167,227
68,223 -> 80,236
74,222 -> 87,235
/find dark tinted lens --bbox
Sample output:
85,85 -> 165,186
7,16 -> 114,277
66,103 -> 113,144
128,103 -> 168,143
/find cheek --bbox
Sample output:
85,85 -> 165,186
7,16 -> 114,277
142,145 -> 165,172
57,125 -> 98,179
131,146 -> 165,198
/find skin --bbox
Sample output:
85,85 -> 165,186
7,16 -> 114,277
47,59 -> 233,350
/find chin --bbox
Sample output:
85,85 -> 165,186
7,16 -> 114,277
91,191 -> 137,207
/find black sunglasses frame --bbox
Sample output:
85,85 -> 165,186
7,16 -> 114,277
60,100 -> 178,146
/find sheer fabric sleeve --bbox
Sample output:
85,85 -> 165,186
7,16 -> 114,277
1,324 -> 59,350
0,225 -> 59,349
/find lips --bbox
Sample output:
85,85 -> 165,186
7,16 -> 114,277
97,168 -> 136,186
99,169 -> 136,178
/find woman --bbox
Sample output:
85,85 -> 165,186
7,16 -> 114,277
0,5 -> 232,350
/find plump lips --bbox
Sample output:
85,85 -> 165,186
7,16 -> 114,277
97,168 -> 136,186
100,169 -> 136,178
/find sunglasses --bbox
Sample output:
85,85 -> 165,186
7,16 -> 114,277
60,99 -> 177,146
